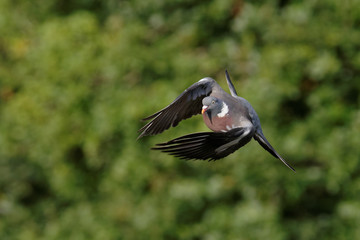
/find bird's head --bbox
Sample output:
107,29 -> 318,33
201,96 -> 223,124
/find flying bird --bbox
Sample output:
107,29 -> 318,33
138,70 -> 295,172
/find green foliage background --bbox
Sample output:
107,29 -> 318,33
0,0 -> 359,239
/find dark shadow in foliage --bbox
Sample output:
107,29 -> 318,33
66,130 -> 123,197
19,179 -> 51,207
174,189 -> 243,233
282,184 -> 341,218
175,199 -> 208,224
279,95 -> 309,123
53,0 -> 109,21
335,46 -> 360,106
66,145 -> 101,196
7,158 -> 53,207
277,0 -> 294,8
279,76 -> 316,125
194,14 -> 234,47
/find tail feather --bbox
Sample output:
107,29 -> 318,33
254,131 -> 296,172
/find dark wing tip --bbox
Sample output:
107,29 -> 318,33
137,78 -> 217,138
151,128 -> 253,161
150,132 -> 215,161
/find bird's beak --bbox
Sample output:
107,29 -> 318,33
201,106 -> 208,114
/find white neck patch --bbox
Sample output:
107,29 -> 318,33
217,102 -> 229,117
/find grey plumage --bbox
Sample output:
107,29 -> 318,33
138,71 -> 295,172
137,77 -> 218,139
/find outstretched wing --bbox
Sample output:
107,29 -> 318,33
138,78 -> 220,139
254,131 -> 296,172
152,127 -> 254,161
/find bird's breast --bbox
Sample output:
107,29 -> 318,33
203,112 -> 253,132
202,113 -> 233,132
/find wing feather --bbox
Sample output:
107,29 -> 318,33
152,128 -> 253,160
138,78 -> 220,138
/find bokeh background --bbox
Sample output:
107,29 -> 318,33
1,0 -> 360,239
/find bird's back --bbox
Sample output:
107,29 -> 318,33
233,96 -> 263,132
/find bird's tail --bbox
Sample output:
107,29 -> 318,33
254,131 -> 296,172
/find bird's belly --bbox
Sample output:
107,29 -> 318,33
203,114 -> 235,132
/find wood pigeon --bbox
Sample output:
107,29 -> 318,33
138,70 -> 295,172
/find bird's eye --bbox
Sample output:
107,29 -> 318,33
211,100 -> 215,104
